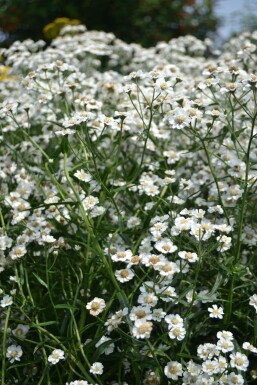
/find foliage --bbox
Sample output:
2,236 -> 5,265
0,0 -> 219,47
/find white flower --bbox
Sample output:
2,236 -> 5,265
86,297 -> 106,316
9,245 -> 27,260
202,359 -> 219,375
82,195 -> 99,211
178,250 -> 198,263
104,308 -> 128,332
90,205 -> 105,218
165,314 -> 184,329
197,343 -> 219,360
152,308 -> 166,321
217,356 -> 228,373
155,238 -> 177,254
48,349 -> 65,364
115,268 -> 135,283
6,344 -> 23,363
111,249 -> 132,263
127,216 -> 141,229
217,339 -> 234,353
42,234 -> 56,243
168,107 -> 191,129
129,305 -> 152,322
74,170 -> 91,182
230,352 -> 249,371
208,305 -> 224,319
217,330 -> 234,341
168,325 -> 186,341
137,292 -> 158,307
12,324 -> 30,338
242,341 -> 257,353
164,361 -> 183,380
95,336 -> 114,355
155,260 -> 179,278
55,128 -> 76,136
249,294 -> 257,312
90,362 -> 104,375
1,294 -> 13,307
227,372 -> 244,385
132,320 -> 153,339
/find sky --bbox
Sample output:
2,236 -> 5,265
214,0 -> 257,41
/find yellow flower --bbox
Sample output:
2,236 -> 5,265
0,65 -> 17,81
43,17 -> 81,40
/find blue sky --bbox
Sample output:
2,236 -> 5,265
214,0 -> 257,40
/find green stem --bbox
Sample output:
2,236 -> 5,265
2,306 -> 11,385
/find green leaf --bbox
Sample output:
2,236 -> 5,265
54,304 -> 76,310
32,273 -> 48,289
60,136 -> 69,153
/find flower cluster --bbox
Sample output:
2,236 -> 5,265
0,22 -> 257,385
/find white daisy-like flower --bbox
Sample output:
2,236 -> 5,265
115,268 -> 135,283
202,359 -> 220,375
132,320 -> 153,339
48,349 -> 65,364
6,344 -> 23,363
217,330 -> 234,341
95,336 -> 114,355
155,238 -> 177,254
89,362 -> 104,375
9,245 -> 27,260
168,325 -> 186,341
127,216 -> 141,229
1,294 -> 13,308
164,360 -> 183,380
42,234 -> 56,243
165,314 -> 184,329
155,260 -> 179,278
230,352 -> 249,371
129,305 -> 152,322
55,128 -> 76,136
90,205 -> 106,218
137,292 -> 158,307
217,338 -> 234,353
208,304 -> 224,319
178,250 -> 198,263
249,294 -> 257,312
242,342 -> 257,353
74,169 -> 92,182
104,308 -> 128,332
197,343 -> 219,360
12,324 -> 30,338
111,249 -> 132,263
227,372 -> 244,385
82,195 -> 99,211
86,297 -> 106,316
152,308 -> 166,322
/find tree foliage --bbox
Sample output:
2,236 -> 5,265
0,0 -> 219,46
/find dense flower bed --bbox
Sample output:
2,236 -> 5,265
0,24 -> 257,384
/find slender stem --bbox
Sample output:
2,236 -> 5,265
2,306 -> 11,385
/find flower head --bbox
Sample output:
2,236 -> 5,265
208,304 -> 224,319
164,361 -> 183,380
48,349 -> 65,364
6,345 -> 23,363
86,297 -> 106,316
1,294 -> 13,308
90,362 -> 104,375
